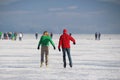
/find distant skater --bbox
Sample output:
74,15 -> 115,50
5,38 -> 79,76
69,33 -> 72,36
95,32 -> 97,40
0,32 -> 2,39
37,31 -> 56,67
98,32 -> 101,40
14,32 -> 17,40
19,32 -> 23,41
50,32 -> 53,38
3,33 -> 8,40
35,32 -> 38,39
95,32 -> 101,40
58,29 -> 76,68
11,32 -> 15,40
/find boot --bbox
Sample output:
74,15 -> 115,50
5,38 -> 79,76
40,63 -> 43,67
69,63 -> 72,68
64,63 -> 66,68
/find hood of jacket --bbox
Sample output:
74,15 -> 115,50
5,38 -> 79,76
63,29 -> 67,34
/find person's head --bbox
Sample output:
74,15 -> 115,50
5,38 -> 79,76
43,31 -> 49,36
63,29 -> 68,34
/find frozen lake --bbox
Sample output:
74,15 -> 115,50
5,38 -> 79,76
0,34 -> 120,80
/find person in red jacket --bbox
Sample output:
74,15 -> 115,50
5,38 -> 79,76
58,29 -> 76,68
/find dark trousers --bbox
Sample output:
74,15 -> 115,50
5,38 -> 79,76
19,37 -> 22,41
62,48 -> 72,67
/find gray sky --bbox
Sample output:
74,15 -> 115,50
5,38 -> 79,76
0,0 -> 120,34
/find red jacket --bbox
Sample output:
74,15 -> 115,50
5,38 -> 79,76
58,29 -> 76,48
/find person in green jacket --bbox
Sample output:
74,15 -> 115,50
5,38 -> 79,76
0,32 -> 2,39
37,31 -> 56,67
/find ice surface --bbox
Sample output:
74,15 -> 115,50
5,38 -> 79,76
0,34 -> 120,80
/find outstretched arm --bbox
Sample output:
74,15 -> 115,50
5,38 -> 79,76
58,36 -> 62,48
58,36 -> 62,51
69,36 -> 76,44
37,37 -> 42,49
49,37 -> 56,50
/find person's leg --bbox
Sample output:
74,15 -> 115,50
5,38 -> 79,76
99,36 -> 101,40
45,46 -> 49,66
62,48 -> 66,68
66,48 -> 72,67
95,36 -> 97,40
20,37 -> 22,41
40,46 -> 45,67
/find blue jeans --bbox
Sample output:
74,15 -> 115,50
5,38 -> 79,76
62,48 -> 72,67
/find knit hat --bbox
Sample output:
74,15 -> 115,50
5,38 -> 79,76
63,29 -> 67,33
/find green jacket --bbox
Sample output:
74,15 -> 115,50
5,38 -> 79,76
38,35 -> 55,47
0,32 -> 2,36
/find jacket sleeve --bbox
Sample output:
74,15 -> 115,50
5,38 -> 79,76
69,36 -> 76,43
49,37 -> 55,47
38,37 -> 42,47
58,36 -> 62,49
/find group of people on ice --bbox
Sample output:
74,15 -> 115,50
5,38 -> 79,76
0,32 -> 23,41
37,29 -> 102,68
1,30 -> 102,68
37,29 -> 76,68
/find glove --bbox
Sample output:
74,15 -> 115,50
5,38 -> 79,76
58,48 -> 61,52
37,46 -> 39,50
53,46 -> 56,50
73,42 -> 76,45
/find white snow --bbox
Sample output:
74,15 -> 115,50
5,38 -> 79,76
0,34 -> 120,80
